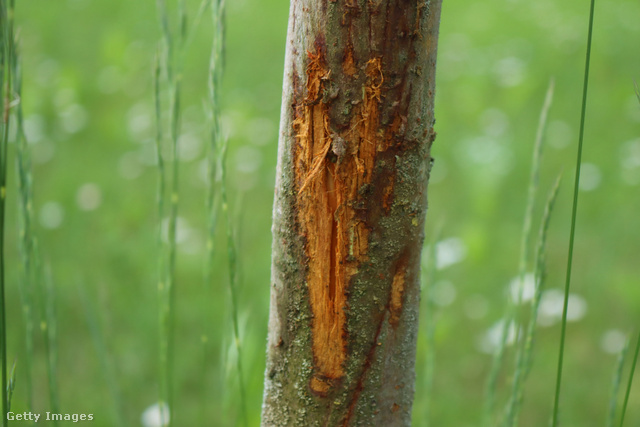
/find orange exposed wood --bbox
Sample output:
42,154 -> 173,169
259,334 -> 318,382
389,261 -> 407,327
294,51 -> 388,394
343,45 -> 357,77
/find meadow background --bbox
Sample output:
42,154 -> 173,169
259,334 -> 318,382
3,0 -> 640,425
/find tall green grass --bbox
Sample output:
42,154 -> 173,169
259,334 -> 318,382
501,80 -> 556,427
484,80 -> 555,427
201,0 -> 225,423
551,0 -> 596,424
617,90 -> 640,426
154,0 -> 186,423
220,140 -> 247,427
504,174 -> 561,427
204,0 -> 223,299
619,331 -> 640,426
6,361 -> 14,413
205,1 -> 248,425
41,266 -> 59,425
607,337 -> 630,427
0,0 -> 16,424
420,223 -> 442,426
79,286 -> 125,427
13,26 -> 60,426
153,1 -> 235,425
13,32 -> 35,415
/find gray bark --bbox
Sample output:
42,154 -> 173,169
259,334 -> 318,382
262,1 -> 441,425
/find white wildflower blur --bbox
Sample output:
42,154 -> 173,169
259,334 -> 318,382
508,273 -> 536,304
537,289 -> 588,327
480,108 -> 509,138
177,133 -> 203,162
547,120 -> 572,150
39,201 -> 65,230
246,117 -> 276,146
76,183 -> 102,211
118,152 -> 144,180
59,104 -> 88,134
464,294 -> 489,320
161,216 -> 192,245
235,145 -> 263,174
493,56 -> 526,87
141,402 -> 170,427
435,237 -> 467,270
478,319 -> 518,354
431,281 -> 457,307
127,102 -> 152,140
23,114 -> 45,143
600,329 -> 628,355
578,163 -> 602,191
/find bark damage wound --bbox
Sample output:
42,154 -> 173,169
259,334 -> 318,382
294,47 -> 390,395
389,259 -> 407,327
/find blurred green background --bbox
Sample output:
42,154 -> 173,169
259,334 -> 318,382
4,0 -> 640,425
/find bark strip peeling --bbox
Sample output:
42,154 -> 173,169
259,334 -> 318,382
263,1 -> 441,426
295,51 -> 383,394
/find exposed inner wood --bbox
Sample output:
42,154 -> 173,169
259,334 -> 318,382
389,259 -> 407,327
294,50 -> 387,394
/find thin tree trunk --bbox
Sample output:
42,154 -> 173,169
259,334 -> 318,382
262,1 -> 441,425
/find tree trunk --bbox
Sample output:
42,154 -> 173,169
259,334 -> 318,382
262,1 -> 441,425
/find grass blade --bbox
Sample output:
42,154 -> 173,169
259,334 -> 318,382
164,74 -> 181,427
0,0 -> 16,423
607,337 -> 630,427
12,32 -> 36,413
154,0 -> 185,423
220,139 -> 248,427
420,223 -> 442,426
200,0 -> 225,422
204,0 -> 225,292
551,0 -> 596,424
502,81 -> 555,427
203,1 -> 235,423
619,331 -> 640,426
505,174 -> 561,427
485,80 -> 555,427
79,285 -> 125,427
517,79 -> 555,303
41,264 -> 59,424
209,6 -> 246,420
153,47 -> 172,427
619,83 -> 640,426
6,361 -> 14,413
184,0 -> 213,52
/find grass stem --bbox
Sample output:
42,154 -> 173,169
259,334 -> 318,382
79,285 -> 125,427
0,0 -> 16,423
485,80 -> 554,427
6,361 -> 14,413
505,174 -> 561,427
607,337 -> 630,427
220,139 -> 247,427
12,32 -> 35,414
551,0 -> 596,424
421,224 -> 442,426
619,331 -> 640,426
